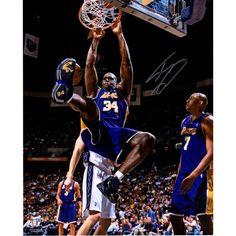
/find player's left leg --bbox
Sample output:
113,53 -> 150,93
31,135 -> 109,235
57,223 -> 64,236
117,131 -> 156,174
97,132 -> 156,203
68,223 -> 76,236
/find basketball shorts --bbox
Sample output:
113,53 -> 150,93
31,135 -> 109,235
170,168 -> 213,217
81,126 -> 141,163
56,202 -> 77,224
82,151 -> 116,219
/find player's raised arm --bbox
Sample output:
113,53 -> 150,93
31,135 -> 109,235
111,21 -> 133,104
85,28 -> 105,97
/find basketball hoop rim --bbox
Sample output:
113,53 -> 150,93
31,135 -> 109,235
78,0 -> 122,30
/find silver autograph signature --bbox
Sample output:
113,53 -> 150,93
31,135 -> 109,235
145,52 -> 188,95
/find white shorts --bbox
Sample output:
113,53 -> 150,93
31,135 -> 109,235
82,151 -> 116,219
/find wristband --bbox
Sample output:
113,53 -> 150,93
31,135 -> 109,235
77,197 -> 82,202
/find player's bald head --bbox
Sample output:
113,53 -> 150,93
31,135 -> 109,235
192,93 -> 208,110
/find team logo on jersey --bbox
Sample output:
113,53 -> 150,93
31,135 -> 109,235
181,127 -> 197,135
100,92 -> 118,99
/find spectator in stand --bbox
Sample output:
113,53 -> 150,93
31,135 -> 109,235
145,204 -> 156,223
23,214 -> 35,234
107,218 -> 120,235
143,216 -> 157,235
119,206 -> 126,221
184,216 -> 197,235
40,213 -> 57,235
132,219 -> 145,235
121,218 -> 132,235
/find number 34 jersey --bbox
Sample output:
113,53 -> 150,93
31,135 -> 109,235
81,87 -> 140,163
180,113 -> 210,174
95,87 -> 128,128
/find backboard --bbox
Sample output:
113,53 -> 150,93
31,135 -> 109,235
104,0 -> 207,37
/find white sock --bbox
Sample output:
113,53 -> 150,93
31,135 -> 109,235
114,171 -> 124,181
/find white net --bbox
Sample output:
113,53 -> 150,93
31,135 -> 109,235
78,0 -> 122,29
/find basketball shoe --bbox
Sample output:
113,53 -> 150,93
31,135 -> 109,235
51,58 -> 76,103
97,176 -> 120,203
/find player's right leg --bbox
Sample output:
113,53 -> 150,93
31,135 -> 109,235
73,96 -> 101,144
51,58 -> 101,143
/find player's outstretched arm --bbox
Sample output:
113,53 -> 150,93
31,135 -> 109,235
85,28 -> 105,97
64,135 -> 85,186
112,21 -> 133,104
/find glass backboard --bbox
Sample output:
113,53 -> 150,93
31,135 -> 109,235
104,0 -> 207,37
